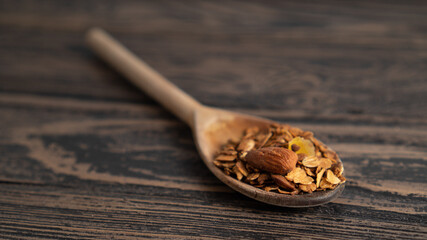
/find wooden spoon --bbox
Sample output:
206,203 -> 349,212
86,28 -> 345,207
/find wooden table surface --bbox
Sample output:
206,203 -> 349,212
1,0 -> 426,239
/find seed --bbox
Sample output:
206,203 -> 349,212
236,161 -> 248,177
215,155 -> 236,162
232,166 -> 243,180
291,144 -> 300,152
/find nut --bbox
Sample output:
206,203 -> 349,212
245,147 -> 298,175
271,174 -> 296,191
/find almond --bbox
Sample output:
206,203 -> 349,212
245,147 -> 298,175
271,174 -> 296,191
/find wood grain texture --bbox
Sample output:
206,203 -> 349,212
0,0 -> 426,239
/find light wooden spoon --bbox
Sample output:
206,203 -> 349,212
86,28 -> 345,207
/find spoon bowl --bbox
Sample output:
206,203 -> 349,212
86,28 -> 345,207
194,106 -> 344,207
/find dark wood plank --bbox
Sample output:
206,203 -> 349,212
0,0 -> 426,239
1,0 -> 427,118
0,182 -> 426,239
0,93 -> 425,234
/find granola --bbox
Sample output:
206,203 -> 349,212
214,123 -> 345,195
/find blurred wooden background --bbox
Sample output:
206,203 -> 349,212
0,0 -> 426,239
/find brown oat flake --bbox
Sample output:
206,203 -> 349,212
278,188 -> 299,195
285,167 -> 306,182
244,127 -> 259,138
326,170 -> 341,185
299,183 -> 316,193
232,166 -> 243,180
319,158 -> 333,169
289,127 -> 304,137
319,178 -> 335,189
302,156 -> 321,168
257,131 -> 273,148
246,172 -> 260,181
220,162 -> 235,168
316,168 -> 326,188
286,168 -> 314,185
257,173 -> 269,184
296,175 -> 314,185
264,186 -> 279,192
237,138 -> 256,152
305,167 -> 315,177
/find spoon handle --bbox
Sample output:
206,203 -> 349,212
86,28 -> 202,127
